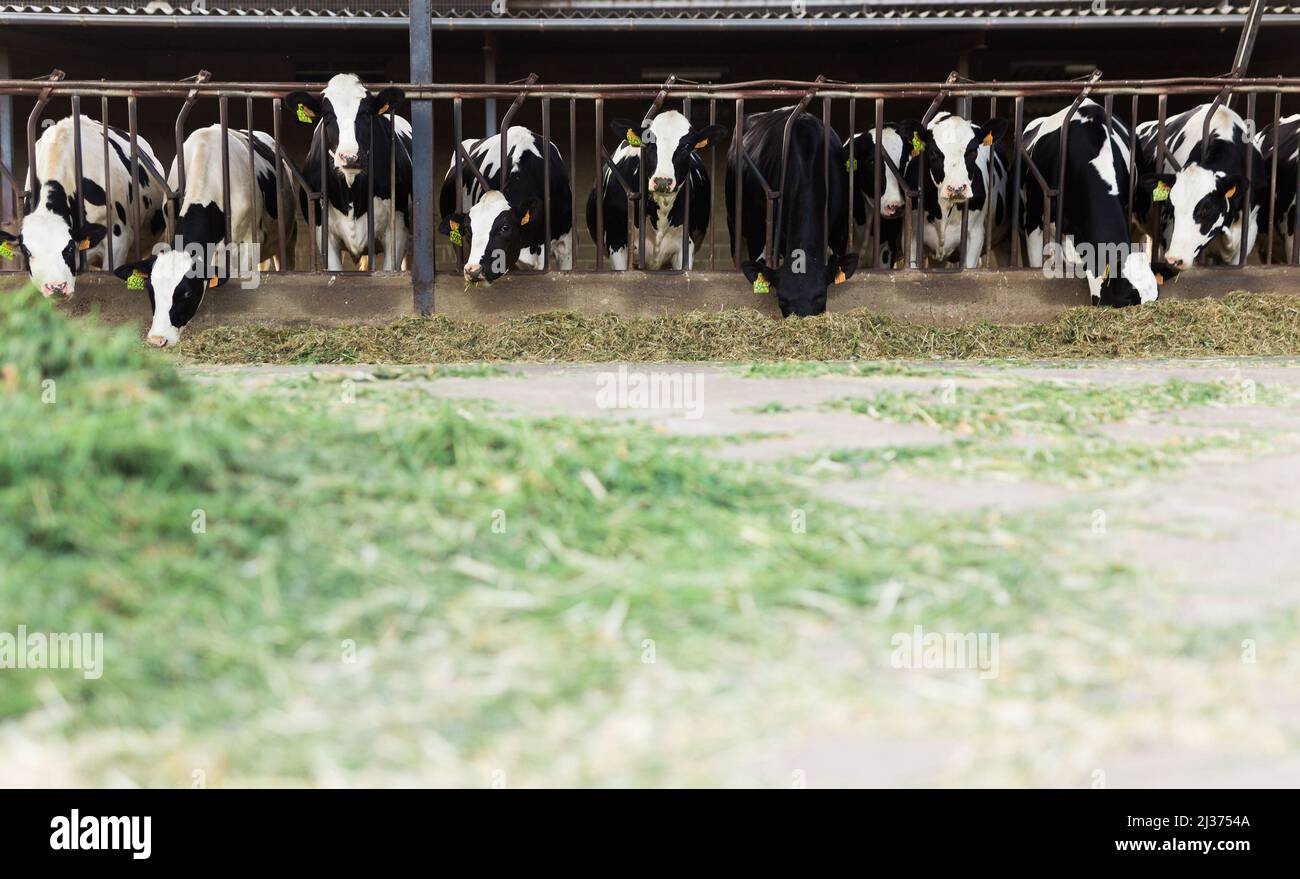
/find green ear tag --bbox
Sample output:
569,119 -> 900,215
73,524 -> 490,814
752,274 -> 770,295
0,242 -> 13,261
449,228 -> 463,246
625,129 -> 643,148
1152,181 -> 1170,203
845,157 -> 858,173
296,104 -> 314,124
910,132 -> 925,156
126,270 -> 146,290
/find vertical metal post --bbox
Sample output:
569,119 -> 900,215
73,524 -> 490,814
483,32 -> 498,139
0,48 -> 13,221
410,0 -> 435,313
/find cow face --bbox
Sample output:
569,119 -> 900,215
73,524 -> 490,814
114,250 -> 226,348
0,182 -> 106,298
1140,168 -> 1244,270
851,122 -> 920,218
1094,252 -> 1177,308
742,254 -> 858,318
439,191 -> 541,284
287,74 -> 404,185
916,114 -> 1009,203
612,112 -> 728,198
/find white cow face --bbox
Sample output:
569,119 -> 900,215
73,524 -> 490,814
0,182 -> 106,297
613,112 -> 728,197
113,250 -> 226,348
439,190 -> 541,284
1141,167 -> 1244,270
287,74 -> 405,185
850,122 -> 920,217
915,113 -> 1009,203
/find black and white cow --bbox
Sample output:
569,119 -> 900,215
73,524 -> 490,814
286,74 -> 411,270
845,121 -> 919,267
111,125 -> 299,347
438,125 -> 573,283
726,107 -> 858,317
1021,99 -> 1174,307
1135,103 -> 1268,270
0,116 -> 166,297
585,110 -> 727,270
908,111 -> 1009,268
1256,114 -> 1300,261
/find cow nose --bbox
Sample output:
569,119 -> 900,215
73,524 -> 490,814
1165,255 -> 1186,270
945,184 -> 969,199
41,281 -> 68,297
651,177 -> 674,192
336,151 -> 360,167
882,201 -> 903,217
146,335 -> 169,348
463,263 -> 483,280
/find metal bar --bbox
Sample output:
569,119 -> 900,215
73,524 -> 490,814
318,104 -> 329,269
1010,96 -> 1024,267
708,98 -> 717,271
1267,92 -> 1281,265
127,95 -> 142,261
822,95 -> 830,264
411,0 -> 434,311
70,95 -> 85,273
733,96 -> 743,269
1240,91 -> 1256,268
570,97 -> 578,269
219,96 -> 232,277
542,96 -> 552,272
367,114 -> 376,271
272,97 -> 287,271
874,99 -> 884,267
246,96 -> 256,272
682,95 -> 692,270
498,72 -> 538,191
594,97 -> 605,270
100,95 -> 113,269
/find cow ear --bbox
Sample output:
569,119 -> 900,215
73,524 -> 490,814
1219,174 -> 1245,201
610,117 -> 644,147
439,212 -> 468,240
828,253 -> 859,285
741,260 -> 778,289
286,92 -> 322,125
75,222 -> 107,252
514,197 -> 541,226
978,118 -> 1010,147
691,124 -> 728,151
371,87 -> 404,116
113,256 -> 156,288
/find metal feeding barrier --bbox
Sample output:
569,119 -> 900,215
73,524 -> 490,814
2,73 -> 1299,307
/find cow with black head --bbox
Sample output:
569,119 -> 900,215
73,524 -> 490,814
438,126 -> 574,284
908,112 -> 1010,268
726,107 -> 858,317
845,121 -> 920,267
1135,103 -> 1268,271
586,110 -> 728,270
286,74 -> 411,271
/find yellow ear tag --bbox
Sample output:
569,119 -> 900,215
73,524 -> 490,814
1223,185 -> 1238,199
207,275 -> 220,289
1155,272 -> 1166,286
694,138 -> 709,150
845,157 -> 858,173
520,210 -> 531,226
296,103 -> 316,124
834,269 -> 847,285
448,220 -> 463,246
0,242 -> 13,261
982,132 -> 994,147
626,130 -> 642,148
78,237 -> 92,251
377,103 -> 390,115
752,273 -> 770,295
1152,181 -> 1170,202
126,269 -> 146,290
910,132 -> 925,157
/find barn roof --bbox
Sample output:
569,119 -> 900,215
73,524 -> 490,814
1,0 -> 1297,28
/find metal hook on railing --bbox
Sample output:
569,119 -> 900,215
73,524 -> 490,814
172,70 -> 212,201
639,75 -> 677,130
24,69 -> 65,199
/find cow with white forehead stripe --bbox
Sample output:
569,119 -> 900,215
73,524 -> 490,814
1135,103 -> 1268,270
286,74 -> 411,271
438,126 -> 573,283
908,111 -> 1009,268
1021,99 -> 1175,307
0,116 -> 166,297
1254,114 -> 1299,261
111,125 -> 299,347
845,121 -> 919,267
586,110 -> 727,270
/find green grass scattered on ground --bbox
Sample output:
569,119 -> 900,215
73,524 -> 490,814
180,293 -> 1300,364
4,290 -> 1298,786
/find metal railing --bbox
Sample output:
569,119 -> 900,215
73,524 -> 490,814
4,72 -> 1300,293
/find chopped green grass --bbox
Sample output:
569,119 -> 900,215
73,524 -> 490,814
181,293 -> 1300,364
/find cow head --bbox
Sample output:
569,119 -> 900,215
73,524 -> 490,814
850,121 -> 920,218
439,191 -> 541,284
742,253 -> 858,318
1093,252 -> 1178,308
1139,164 -> 1245,271
611,112 -> 728,198
914,114 -> 1009,203
114,250 -> 227,348
287,74 -> 404,186
0,181 -> 106,298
